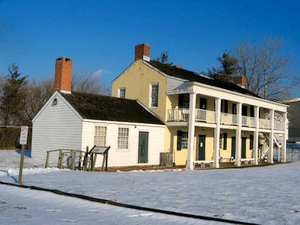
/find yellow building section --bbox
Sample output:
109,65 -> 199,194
167,127 -> 215,165
112,60 -> 168,121
167,127 -> 255,166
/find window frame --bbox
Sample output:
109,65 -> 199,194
178,94 -> 189,108
94,126 -> 107,147
149,83 -> 159,108
118,87 -> 126,99
117,127 -> 130,151
177,130 -> 188,151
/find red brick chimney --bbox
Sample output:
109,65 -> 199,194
54,57 -> 73,93
135,44 -> 150,61
234,76 -> 245,87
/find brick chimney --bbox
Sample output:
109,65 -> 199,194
135,44 -> 150,62
54,57 -> 73,93
234,76 -> 245,88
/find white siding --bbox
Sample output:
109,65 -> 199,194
32,93 -> 83,163
82,121 -> 165,167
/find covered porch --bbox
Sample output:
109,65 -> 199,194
166,81 -> 288,170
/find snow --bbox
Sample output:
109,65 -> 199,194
1,149 -> 300,224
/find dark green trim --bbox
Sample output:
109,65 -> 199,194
177,130 -> 182,150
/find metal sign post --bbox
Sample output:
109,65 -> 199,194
18,126 -> 28,184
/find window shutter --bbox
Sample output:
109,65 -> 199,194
250,135 -> 254,149
178,94 -> 183,108
223,133 -> 227,150
250,106 -> 254,117
225,100 -> 228,113
177,130 -> 182,150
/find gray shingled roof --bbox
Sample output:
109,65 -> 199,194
61,92 -> 164,125
147,60 -> 260,98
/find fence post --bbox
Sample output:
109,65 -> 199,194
45,151 -> 50,168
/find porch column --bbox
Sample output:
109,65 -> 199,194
214,98 -> 221,168
186,92 -> 196,170
268,109 -> 274,164
235,102 -> 242,166
253,106 -> 259,165
282,112 -> 287,162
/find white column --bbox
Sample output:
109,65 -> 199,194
235,103 -> 242,166
269,109 -> 274,164
214,98 -> 221,168
253,106 -> 259,165
186,93 -> 196,170
282,112 -> 287,162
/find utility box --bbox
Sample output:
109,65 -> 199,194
160,153 -> 173,167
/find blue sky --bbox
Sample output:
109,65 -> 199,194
1,0 -> 299,97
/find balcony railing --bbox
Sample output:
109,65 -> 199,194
242,116 -> 256,127
167,108 -> 284,131
196,109 -> 216,123
259,118 -> 271,129
167,108 -> 189,121
275,121 -> 284,130
221,113 -> 238,125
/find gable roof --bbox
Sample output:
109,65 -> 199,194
147,60 -> 260,98
61,92 -> 164,125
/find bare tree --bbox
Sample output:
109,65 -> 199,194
71,67 -> 111,95
233,35 -> 298,101
22,76 -> 54,123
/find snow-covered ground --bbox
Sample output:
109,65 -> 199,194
1,149 -> 300,224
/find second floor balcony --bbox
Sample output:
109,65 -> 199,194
167,108 -> 284,131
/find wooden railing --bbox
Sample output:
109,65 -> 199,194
167,108 -> 284,131
221,113 -> 238,125
195,109 -> 216,123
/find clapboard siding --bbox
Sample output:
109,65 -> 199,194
32,93 -> 83,163
82,121 -> 165,167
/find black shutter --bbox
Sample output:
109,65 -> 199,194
225,100 -> 228,113
177,130 -> 182,150
250,135 -> 254,149
178,94 -> 183,108
250,106 -> 254,117
242,105 -> 248,116
223,133 -> 227,150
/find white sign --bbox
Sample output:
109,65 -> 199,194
19,126 -> 28,145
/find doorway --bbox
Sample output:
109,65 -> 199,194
198,135 -> 206,160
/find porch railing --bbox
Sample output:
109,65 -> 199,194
221,113 -> 238,125
195,109 -> 216,123
274,121 -> 284,130
242,116 -> 256,127
259,118 -> 271,129
167,109 -> 284,131
167,108 -> 189,121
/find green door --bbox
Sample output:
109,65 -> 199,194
198,135 -> 206,160
138,132 -> 149,163
231,136 -> 236,159
241,137 -> 246,158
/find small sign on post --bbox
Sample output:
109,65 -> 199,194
18,126 -> 28,184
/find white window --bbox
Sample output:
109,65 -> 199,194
181,131 -> 188,149
118,87 -> 126,98
94,126 -> 107,147
118,127 -> 129,149
150,83 -> 159,108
